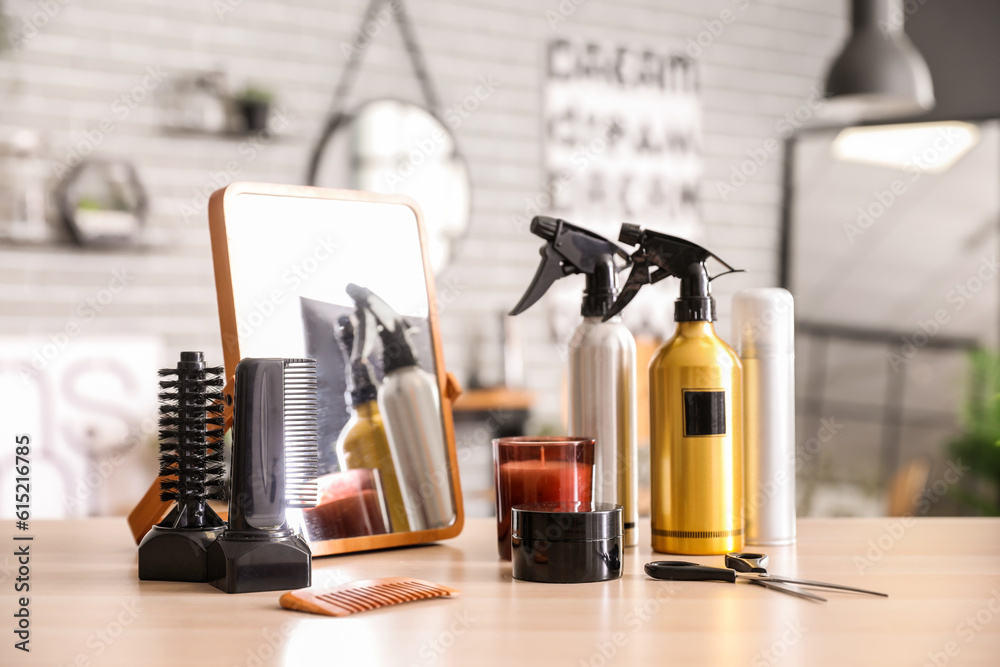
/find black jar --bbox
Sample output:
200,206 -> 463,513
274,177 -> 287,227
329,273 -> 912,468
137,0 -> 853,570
510,502 -> 623,583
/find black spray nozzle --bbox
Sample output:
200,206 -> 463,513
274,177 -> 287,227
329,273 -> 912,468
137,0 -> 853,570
530,215 -> 559,241
345,283 -> 418,373
618,222 -> 643,246
510,216 -> 631,318
336,314 -> 378,407
604,224 -> 744,322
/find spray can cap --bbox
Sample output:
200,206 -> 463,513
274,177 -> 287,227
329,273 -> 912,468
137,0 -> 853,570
732,288 -> 795,357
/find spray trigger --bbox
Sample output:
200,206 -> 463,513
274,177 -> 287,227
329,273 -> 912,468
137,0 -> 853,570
602,253 -> 653,320
345,283 -> 419,373
509,244 -> 573,316
349,308 -> 377,363
510,216 -> 631,318
604,224 -> 744,322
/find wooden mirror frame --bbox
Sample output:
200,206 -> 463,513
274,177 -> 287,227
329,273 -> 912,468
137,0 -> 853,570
128,182 -> 464,554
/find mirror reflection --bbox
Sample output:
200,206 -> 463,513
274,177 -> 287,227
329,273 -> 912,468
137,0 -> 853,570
223,191 -> 456,543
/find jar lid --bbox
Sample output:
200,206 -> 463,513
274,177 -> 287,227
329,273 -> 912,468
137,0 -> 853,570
511,502 -> 622,542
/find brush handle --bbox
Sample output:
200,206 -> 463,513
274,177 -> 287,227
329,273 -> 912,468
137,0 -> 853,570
229,359 -> 290,533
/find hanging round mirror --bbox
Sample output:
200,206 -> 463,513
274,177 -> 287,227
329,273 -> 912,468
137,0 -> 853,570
308,99 -> 471,274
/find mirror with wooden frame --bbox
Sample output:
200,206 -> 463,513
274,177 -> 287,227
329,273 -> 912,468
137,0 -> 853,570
207,182 -> 463,555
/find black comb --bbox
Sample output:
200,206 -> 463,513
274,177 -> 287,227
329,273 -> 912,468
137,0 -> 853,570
207,357 -> 317,594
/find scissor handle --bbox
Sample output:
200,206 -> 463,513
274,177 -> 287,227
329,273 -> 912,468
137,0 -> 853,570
725,552 -> 769,573
645,561 -> 737,583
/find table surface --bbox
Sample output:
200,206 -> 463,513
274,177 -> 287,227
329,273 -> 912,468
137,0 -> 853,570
5,517 -> 1000,666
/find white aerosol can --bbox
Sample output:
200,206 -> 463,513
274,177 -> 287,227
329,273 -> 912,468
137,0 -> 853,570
733,288 -> 796,546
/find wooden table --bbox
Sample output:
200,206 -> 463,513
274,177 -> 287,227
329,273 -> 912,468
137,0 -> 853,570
7,517 -> 1000,666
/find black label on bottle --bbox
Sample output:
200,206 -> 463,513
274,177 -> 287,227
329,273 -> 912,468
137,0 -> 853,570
682,389 -> 726,436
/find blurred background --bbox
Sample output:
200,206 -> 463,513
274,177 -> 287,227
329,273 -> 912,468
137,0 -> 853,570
1,0 -> 998,522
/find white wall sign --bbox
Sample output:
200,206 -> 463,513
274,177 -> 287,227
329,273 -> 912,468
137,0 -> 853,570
541,39 -> 701,243
534,39 -> 702,339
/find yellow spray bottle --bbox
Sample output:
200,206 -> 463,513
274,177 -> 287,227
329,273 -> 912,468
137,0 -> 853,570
604,224 -> 744,555
334,313 -> 410,533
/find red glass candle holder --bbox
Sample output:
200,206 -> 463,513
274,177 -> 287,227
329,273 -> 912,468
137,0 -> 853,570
493,436 -> 595,560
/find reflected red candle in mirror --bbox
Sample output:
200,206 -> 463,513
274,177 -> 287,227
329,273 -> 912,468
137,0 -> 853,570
303,468 -> 391,541
493,437 -> 595,560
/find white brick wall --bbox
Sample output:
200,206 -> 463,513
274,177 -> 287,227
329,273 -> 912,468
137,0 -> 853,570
0,0 -> 847,425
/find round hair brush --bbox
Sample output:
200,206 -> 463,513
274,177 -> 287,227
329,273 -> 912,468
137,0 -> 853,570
157,352 -> 226,524
138,351 -> 228,582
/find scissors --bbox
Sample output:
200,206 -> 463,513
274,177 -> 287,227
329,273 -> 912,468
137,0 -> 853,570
722,552 -> 827,602
644,552 -> 888,602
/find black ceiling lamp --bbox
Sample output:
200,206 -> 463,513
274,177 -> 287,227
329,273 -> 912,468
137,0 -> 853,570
823,0 -> 935,123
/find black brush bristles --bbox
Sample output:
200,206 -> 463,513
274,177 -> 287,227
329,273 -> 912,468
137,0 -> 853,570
157,351 -> 226,529
283,358 -> 319,509
204,372 -> 226,502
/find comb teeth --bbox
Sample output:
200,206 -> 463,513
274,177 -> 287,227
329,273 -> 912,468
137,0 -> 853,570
283,358 -> 318,509
279,578 -> 459,617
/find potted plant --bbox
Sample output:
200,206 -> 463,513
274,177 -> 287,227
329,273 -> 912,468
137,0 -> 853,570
234,86 -> 274,133
947,348 -> 1000,515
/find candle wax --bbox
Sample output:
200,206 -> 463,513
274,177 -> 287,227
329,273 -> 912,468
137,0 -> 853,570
495,459 -> 593,560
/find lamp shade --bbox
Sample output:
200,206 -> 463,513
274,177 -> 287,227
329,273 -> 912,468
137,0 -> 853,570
823,0 -> 934,123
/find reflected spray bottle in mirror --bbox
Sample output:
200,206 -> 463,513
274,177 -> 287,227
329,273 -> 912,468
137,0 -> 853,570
334,313 -> 410,533
604,224 -> 744,555
510,216 -> 639,547
346,284 -> 454,532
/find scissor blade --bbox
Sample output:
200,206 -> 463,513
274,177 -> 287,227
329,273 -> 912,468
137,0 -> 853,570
749,580 -> 826,603
754,574 -> 888,598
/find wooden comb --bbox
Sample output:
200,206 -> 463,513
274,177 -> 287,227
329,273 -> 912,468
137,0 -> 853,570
279,577 -> 460,617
